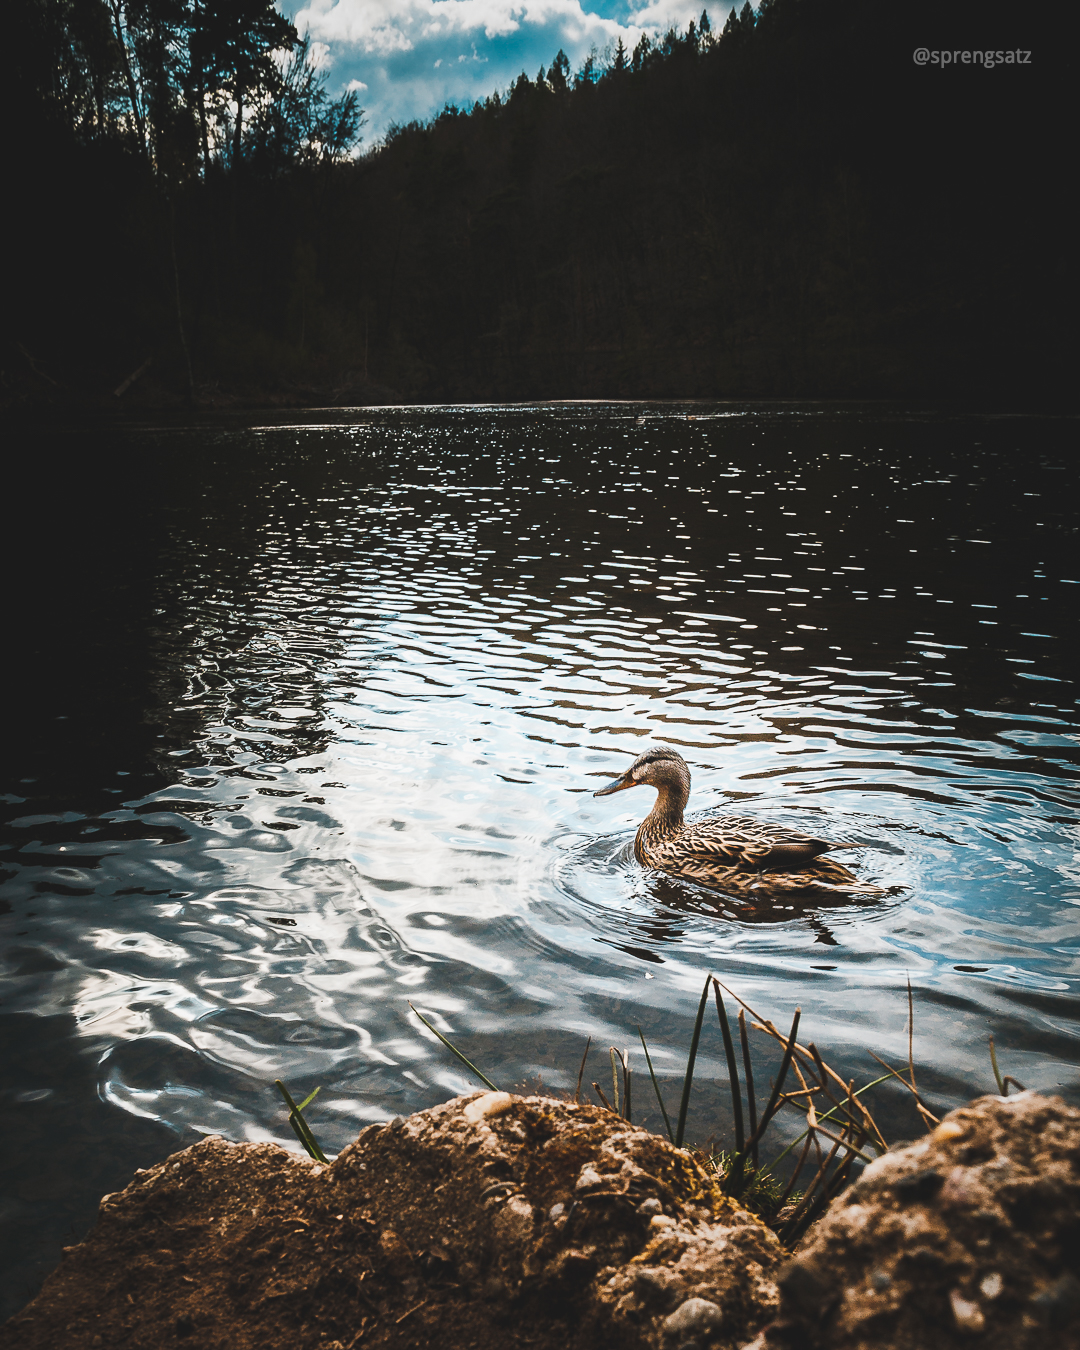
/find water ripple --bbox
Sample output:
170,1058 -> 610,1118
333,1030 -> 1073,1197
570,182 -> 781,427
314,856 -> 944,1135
3,406 -> 1079,1306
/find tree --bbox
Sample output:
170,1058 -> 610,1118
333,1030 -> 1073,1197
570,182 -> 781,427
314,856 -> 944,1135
107,0 -> 147,149
246,35 -> 363,172
128,0 -> 200,179
193,0 -> 297,168
548,49 -> 570,92
56,0 -> 127,140
575,46 -> 599,87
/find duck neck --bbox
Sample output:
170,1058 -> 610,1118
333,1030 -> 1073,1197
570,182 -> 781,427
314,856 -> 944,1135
641,779 -> 688,838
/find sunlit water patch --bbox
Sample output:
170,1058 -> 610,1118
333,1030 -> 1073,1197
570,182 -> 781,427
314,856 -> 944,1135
2,404 -> 1078,1311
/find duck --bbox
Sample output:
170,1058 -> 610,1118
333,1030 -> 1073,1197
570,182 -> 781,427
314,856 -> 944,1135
593,745 -> 881,895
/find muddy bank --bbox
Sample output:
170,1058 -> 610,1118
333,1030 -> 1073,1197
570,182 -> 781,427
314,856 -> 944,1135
5,1091 -> 1079,1350
1,1091 -> 783,1350
763,1091 -> 1080,1349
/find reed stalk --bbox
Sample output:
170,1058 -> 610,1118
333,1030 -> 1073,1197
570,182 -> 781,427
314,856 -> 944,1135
638,1026 -> 675,1143
575,1037 -> 592,1103
738,1009 -> 758,1167
675,973 -> 713,1148
618,1048 -> 632,1122
398,971 -> 1022,1241
989,1035 -> 1005,1094
713,982 -> 745,1155
408,1002 -> 499,1092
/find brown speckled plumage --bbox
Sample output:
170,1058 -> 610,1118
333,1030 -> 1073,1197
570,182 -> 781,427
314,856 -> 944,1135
594,746 -> 882,895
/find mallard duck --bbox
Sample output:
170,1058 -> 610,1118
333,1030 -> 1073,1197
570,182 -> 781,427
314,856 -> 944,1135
593,746 -> 881,895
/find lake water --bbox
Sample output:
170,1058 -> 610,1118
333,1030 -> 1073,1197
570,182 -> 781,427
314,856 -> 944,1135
2,404 -> 1078,1313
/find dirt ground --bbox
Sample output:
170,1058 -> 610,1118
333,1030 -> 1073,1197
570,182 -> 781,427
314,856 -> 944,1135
0,1091 -> 782,1350
8,1089 -> 1079,1350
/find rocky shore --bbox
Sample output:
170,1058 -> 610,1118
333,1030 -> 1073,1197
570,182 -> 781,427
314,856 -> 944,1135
3,1090 -> 1077,1350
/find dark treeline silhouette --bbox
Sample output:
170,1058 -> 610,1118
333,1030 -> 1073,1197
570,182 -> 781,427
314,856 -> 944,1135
5,0 -> 1071,406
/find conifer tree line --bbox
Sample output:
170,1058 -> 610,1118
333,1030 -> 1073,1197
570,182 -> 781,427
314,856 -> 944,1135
4,0 -> 1069,405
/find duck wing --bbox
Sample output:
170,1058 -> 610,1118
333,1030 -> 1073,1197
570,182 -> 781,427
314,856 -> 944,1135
676,815 -> 857,869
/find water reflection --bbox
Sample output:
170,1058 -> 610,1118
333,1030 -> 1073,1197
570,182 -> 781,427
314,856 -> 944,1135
2,405 -> 1079,1311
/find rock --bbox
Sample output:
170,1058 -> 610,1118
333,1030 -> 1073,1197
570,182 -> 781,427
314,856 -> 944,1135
463,1091 -> 515,1124
1,1093 -> 782,1350
766,1091 -> 1080,1350
662,1296 -> 723,1343
576,1163 -> 606,1191
949,1289 -> 985,1334
979,1272 -> 1002,1300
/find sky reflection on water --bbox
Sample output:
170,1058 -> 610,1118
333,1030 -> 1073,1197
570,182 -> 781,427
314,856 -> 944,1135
2,404 -> 1078,1311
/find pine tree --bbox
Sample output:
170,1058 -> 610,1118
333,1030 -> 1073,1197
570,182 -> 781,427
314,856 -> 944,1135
575,48 -> 598,87
548,49 -> 570,91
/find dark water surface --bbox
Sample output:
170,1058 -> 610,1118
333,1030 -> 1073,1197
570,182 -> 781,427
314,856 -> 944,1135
3,404 -> 1078,1312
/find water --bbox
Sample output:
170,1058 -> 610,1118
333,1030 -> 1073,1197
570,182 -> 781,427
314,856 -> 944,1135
2,404 -> 1078,1312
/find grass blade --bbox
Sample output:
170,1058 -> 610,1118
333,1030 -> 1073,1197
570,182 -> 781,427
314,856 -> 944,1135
638,1027 -> 674,1143
623,1055 -> 632,1123
906,975 -> 917,1093
716,979 -> 888,1154
767,1073 -> 891,1171
741,1008 -> 801,1156
592,1080 -> 614,1112
408,1001 -> 498,1091
739,1009 -> 758,1167
778,1129 -> 844,1244
777,1130 -> 814,1207
675,972 -> 712,1148
806,1123 -> 874,1165
867,1050 -> 940,1127
783,1142 -> 856,1246
610,1047 -> 621,1115
287,1113 -> 311,1151
297,1085 -> 322,1113
713,981 -> 745,1156
989,1035 -> 1005,1094
275,1079 -> 329,1165
574,1037 -> 592,1104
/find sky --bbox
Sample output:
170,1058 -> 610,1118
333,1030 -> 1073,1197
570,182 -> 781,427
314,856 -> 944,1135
282,0 -> 729,144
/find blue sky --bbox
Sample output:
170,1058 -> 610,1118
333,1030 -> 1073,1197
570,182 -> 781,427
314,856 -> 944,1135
282,0 -> 730,144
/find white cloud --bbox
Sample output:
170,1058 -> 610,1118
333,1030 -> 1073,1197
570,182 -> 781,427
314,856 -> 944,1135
284,0 -> 730,139
626,0 -> 709,30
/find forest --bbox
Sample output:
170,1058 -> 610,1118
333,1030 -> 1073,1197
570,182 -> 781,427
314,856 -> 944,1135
4,0 -> 1070,407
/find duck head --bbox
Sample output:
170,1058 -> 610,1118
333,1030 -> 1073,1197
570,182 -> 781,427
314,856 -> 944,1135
593,746 -> 691,798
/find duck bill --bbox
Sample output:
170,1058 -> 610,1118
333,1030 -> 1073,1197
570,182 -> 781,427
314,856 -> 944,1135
593,772 -> 636,797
